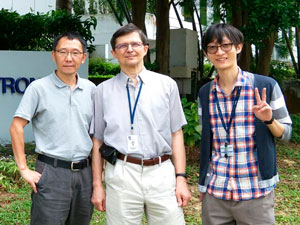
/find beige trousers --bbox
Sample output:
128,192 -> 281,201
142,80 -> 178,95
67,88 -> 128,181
105,159 -> 185,225
202,191 -> 275,225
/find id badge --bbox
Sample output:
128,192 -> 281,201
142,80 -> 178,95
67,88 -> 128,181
220,145 -> 226,157
127,135 -> 138,153
220,144 -> 234,158
226,144 -> 234,157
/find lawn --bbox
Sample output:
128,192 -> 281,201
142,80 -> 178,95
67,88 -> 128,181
0,142 -> 299,225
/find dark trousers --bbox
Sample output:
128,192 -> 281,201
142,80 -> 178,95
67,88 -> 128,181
30,159 -> 93,225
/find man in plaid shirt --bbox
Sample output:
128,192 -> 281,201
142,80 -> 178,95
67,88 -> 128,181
198,23 -> 292,224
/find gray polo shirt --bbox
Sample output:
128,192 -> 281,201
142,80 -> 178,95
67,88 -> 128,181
91,68 -> 187,159
14,73 -> 95,161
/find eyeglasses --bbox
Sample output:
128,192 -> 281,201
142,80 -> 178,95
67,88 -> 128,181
206,43 -> 233,54
114,42 -> 144,51
55,49 -> 84,58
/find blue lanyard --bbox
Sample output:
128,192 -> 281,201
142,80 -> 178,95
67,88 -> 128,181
213,86 -> 242,144
126,78 -> 143,131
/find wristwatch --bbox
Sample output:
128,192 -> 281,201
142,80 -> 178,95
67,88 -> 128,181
176,173 -> 187,178
264,115 -> 275,124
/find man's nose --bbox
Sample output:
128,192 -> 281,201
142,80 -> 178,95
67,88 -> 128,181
65,52 -> 73,60
216,46 -> 225,54
127,44 -> 133,51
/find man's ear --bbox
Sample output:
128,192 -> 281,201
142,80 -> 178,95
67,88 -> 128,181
51,51 -> 56,63
81,52 -> 87,64
236,43 -> 243,54
143,44 -> 149,57
111,49 -> 117,59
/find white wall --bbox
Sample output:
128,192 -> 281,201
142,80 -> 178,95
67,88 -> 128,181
1,0 -> 55,14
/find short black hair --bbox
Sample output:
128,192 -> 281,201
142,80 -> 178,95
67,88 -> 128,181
52,31 -> 87,52
202,23 -> 244,53
110,23 -> 148,49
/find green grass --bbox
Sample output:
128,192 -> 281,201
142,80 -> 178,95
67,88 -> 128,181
0,186 -> 31,224
0,142 -> 299,224
90,211 -> 106,225
274,143 -> 300,224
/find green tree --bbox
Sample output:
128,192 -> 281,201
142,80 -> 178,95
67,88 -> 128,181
0,9 -> 97,52
213,0 -> 300,76
56,0 -> 72,13
296,26 -> 300,78
73,0 -> 86,15
88,0 -> 98,14
129,0 -> 147,33
155,0 -> 170,75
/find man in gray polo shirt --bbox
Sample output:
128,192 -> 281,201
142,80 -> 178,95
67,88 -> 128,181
9,32 -> 95,225
91,23 -> 192,225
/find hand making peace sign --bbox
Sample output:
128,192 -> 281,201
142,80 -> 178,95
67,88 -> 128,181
253,87 -> 273,122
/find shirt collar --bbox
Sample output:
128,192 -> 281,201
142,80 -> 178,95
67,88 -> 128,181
51,71 -> 83,90
118,67 -> 147,86
213,67 -> 246,93
76,74 -> 84,90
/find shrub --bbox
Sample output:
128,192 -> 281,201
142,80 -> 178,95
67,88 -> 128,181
145,61 -> 159,72
290,114 -> 300,143
203,62 -> 213,78
0,143 -> 36,191
269,60 -> 296,87
0,158 -> 19,190
89,58 -> 120,75
182,98 -> 201,148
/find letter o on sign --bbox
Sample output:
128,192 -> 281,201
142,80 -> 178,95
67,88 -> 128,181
15,77 -> 30,94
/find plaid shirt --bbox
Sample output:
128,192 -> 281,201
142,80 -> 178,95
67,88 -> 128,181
207,70 -> 273,201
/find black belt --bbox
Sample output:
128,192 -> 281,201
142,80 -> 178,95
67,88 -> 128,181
37,154 -> 90,171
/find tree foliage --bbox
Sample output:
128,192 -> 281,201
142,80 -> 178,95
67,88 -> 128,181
72,0 -> 299,77
211,0 -> 300,75
56,0 -> 72,13
73,0 -> 86,15
0,9 -> 97,52
240,0 -> 299,47
88,0 -> 98,15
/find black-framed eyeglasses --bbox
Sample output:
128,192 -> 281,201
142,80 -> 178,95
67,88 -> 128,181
114,42 -> 144,51
55,49 -> 84,58
206,43 -> 234,54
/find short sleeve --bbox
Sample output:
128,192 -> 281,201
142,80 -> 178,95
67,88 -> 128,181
90,84 -> 106,141
169,80 -> 187,133
14,84 -> 39,122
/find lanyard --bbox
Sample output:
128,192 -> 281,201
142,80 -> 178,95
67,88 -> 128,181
213,86 -> 242,144
126,78 -> 143,132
